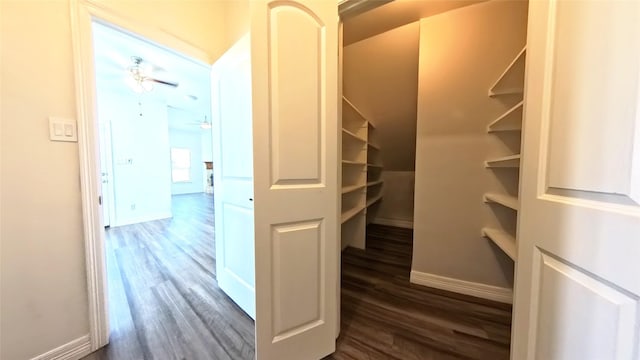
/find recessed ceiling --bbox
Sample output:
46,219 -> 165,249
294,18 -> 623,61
343,0 -> 485,45
92,22 -> 211,127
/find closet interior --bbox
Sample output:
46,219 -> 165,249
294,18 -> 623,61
341,0 -> 529,302
341,97 -> 384,250
482,46 -> 527,262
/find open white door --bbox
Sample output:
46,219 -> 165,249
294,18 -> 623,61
98,120 -> 114,227
512,2 -> 640,359
211,36 -> 256,319
250,1 -> 339,359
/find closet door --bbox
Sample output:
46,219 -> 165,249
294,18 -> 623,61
512,2 -> 640,359
250,0 -> 339,359
211,35 -> 256,319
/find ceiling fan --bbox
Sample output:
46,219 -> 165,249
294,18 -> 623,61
127,56 -> 179,92
185,115 -> 212,129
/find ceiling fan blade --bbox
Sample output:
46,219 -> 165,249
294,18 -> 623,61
149,78 -> 179,88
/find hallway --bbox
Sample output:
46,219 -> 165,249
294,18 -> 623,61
83,193 -> 255,360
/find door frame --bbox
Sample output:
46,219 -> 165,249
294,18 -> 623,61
70,0 -> 212,351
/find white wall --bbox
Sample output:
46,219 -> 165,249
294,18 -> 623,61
98,92 -> 172,225
0,1 -> 236,359
412,0 -> 528,288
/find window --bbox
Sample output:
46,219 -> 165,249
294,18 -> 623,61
171,148 -> 191,182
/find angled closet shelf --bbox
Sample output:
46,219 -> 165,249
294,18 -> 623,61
341,96 -> 384,250
483,45 -> 527,269
487,101 -> 524,132
488,46 -> 526,97
481,228 -> 517,260
484,192 -> 519,211
485,154 -> 521,168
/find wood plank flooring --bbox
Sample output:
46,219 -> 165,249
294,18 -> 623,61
328,225 -> 512,360
83,194 -> 511,360
82,193 -> 255,360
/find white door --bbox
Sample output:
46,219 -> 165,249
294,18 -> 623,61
98,120 -> 114,227
211,35 -> 256,319
512,2 -> 640,360
250,1 -> 340,359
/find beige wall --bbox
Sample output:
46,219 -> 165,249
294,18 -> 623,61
0,1 -> 232,359
224,0 -> 249,47
373,171 -> 415,225
412,0 -> 528,287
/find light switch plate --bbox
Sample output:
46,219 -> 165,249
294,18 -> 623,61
49,117 -> 78,142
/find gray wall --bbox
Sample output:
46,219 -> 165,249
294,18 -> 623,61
412,0 -> 528,288
343,21 -> 419,225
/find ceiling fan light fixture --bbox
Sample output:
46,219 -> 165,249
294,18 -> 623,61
200,116 -> 212,129
125,74 -> 153,93
126,56 -> 154,93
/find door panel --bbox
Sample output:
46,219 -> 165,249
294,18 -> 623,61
531,251 -> 638,360
212,35 -> 256,320
271,220 -> 323,338
269,5 -> 324,184
546,1 -> 640,196
512,1 -> 640,359
251,1 -> 339,359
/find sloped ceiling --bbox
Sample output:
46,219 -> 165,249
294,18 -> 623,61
343,0 -> 485,45
343,21 -> 420,171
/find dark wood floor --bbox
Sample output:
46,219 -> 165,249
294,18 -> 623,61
329,225 -> 512,360
82,193 -> 255,360
84,194 -> 511,360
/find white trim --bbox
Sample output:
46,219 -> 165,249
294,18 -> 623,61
410,270 -> 513,304
70,0 -> 214,352
371,217 -> 414,229
70,1 -> 109,350
30,335 -> 91,360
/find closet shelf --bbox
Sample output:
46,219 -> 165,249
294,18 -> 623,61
367,122 -> 376,129
482,227 -> 517,261
488,46 -> 526,97
484,193 -> 519,211
341,204 -> 365,223
368,143 -> 380,150
342,160 -> 366,166
487,101 -> 524,132
367,163 -> 383,168
367,180 -> 383,187
485,154 -> 521,168
343,128 -> 367,143
342,183 -> 366,194
343,97 -> 368,128
366,194 -> 383,207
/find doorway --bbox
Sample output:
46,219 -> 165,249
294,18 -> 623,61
84,21 -> 256,359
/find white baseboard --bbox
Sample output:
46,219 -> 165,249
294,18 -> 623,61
410,270 -> 513,304
371,217 -> 413,229
30,335 -> 92,360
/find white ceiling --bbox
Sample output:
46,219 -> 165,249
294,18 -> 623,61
92,22 -> 212,128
